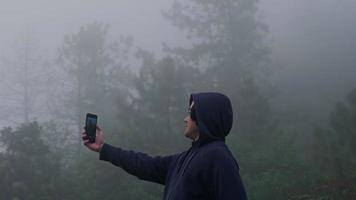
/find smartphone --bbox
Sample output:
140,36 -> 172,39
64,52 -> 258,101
85,113 -> 97,143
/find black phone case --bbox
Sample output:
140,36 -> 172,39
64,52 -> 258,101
85,113 -> 97,143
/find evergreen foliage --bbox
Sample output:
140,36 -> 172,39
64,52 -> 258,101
0,122 -> 62,200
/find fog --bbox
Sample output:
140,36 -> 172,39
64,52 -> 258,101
0,0 -> 184,57
262,0 -> 356,126
0,0 -> 355,199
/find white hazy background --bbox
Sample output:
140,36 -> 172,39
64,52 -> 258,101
0,0 -> 355,127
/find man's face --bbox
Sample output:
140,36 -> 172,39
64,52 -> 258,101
184,102 -> 199,140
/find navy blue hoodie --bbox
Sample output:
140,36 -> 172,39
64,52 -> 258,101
99,92 -> 247,200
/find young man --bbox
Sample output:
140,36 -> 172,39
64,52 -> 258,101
82,92 -> 247,200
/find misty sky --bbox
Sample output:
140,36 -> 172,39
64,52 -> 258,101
0,0 -> 355,127
0,0 -> 180,56
262,0 -> 356,66
1,0 -> 355,63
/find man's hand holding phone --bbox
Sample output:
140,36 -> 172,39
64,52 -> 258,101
82,126 -> 104,152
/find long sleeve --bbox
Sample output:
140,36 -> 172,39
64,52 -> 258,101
99,143 -> 176,185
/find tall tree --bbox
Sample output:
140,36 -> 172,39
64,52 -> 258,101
0,122 -> 62,200
310,88 -> 356,199
132,52 -> 201,152
0,32 -> 47,125
163,0 -> 273,136
55,22 -> 133,144
313,88 -> 356,178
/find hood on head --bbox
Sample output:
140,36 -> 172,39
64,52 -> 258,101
189,92 -> 233,144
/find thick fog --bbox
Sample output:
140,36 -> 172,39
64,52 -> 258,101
0,0 -> 355,199
1,0 -> 355,126
0,0 -> 183,56
262,0 -> 356,126
0,0 -> 181,127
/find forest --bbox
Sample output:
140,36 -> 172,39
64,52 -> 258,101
0,0 -> 355,199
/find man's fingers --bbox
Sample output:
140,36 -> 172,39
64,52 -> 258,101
81,134 -> 89,142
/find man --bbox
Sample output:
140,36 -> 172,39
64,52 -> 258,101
82,92 -> 247,200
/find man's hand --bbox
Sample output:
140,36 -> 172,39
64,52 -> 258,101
82,126 -> 104,152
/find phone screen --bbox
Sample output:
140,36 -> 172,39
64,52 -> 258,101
85,113 -> 97,143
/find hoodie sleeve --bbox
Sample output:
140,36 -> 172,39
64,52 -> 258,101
99,143 -> 176,185
208,147 -> 248,200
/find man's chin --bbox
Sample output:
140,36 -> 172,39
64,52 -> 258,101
184,133 -> 195,140
183,132 -> 189,138
184,131 -> 190,138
